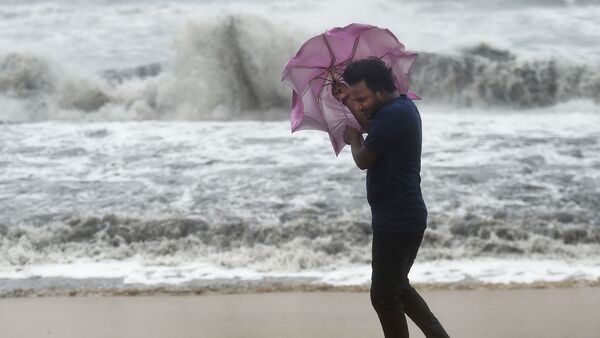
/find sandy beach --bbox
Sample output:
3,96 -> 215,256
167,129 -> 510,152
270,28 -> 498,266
1,287 -> 599,338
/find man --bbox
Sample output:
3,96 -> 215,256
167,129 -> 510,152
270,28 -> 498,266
335,58 -> 450,338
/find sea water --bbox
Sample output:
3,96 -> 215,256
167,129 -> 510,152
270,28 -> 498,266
1,0 -> 599,294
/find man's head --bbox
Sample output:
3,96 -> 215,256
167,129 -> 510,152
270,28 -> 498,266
342,58 -> 397,119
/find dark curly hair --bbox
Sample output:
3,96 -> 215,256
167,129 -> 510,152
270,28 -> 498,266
342,58 -> 397,93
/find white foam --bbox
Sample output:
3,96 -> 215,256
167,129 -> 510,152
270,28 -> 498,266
1,1 -> 599,122
2,258 -> 599,286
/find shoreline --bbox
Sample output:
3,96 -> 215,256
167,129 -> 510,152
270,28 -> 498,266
2,276 -> 599,298
2,257 -> 600,298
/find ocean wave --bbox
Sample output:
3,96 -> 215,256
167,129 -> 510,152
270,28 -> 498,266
0,53 -> 111,120
0,214 -> 372,270
2,211 -> 599,271
410,44 -> 600,108
1,15 -> 599,122
101,63 -> 162,85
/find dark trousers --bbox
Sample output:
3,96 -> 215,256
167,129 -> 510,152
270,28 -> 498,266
370,230 -> 450,338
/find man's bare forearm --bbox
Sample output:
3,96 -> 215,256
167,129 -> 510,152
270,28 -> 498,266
350,134 -> 363,165
348,133 -> 367,169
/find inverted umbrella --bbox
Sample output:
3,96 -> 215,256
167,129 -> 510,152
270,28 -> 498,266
281,23 -> 420,155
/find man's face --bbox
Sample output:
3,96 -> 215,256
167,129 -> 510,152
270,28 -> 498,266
348,80 -> 384,119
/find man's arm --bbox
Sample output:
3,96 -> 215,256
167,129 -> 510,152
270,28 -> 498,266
344,127 -> 377,170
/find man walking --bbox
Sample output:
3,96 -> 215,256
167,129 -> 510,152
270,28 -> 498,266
336,58 -> 450,338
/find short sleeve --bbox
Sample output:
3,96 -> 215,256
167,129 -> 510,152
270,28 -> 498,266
363,109 -> 404,155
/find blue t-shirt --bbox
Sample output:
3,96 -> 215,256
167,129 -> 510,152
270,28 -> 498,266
363,95 -> 427,233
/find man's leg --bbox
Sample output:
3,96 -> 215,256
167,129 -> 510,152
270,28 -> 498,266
370,231 -> 421,338
399,231 -> 450,338
370,230 -> 450,338
401,287 -> 450,338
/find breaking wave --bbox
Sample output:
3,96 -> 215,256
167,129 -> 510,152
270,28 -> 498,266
1,14 -> 599,123
2,208 -> 599,271
410,44 -> 600,108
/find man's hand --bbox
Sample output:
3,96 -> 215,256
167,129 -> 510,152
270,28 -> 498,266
343,126 -> 361,145
344,126 -> 377,170
332,81 -> 349,104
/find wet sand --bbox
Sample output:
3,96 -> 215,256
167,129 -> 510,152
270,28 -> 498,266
1,287 -> 599,338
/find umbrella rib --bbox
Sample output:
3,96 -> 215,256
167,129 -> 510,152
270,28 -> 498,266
321,34 -> 336,69
301,70 -> 335,98
350,35 -> 361,61
291,65 -> 331,70
308,73 -> 331,86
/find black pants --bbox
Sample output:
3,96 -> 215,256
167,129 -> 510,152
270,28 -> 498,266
371,230 -> 450,338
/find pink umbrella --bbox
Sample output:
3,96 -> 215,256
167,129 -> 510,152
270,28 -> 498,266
281,23 -> 420,155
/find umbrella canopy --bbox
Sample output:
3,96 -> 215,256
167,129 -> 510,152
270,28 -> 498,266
281,23 -> 420,155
